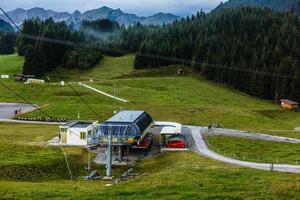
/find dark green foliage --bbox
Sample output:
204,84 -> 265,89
130,7 -> 300,102
17,18 -> 42,56
63,47 -> 102,70
80,18 -> 120,33
0,19 -> 14,32
216,0 -> 300,15
19,18 -> 101,76
0,32 -> 16,54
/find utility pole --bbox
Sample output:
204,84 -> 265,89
87,147 -> 91,172
106,126 -> 113,178
113,85 -> 116,114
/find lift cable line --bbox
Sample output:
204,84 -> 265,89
0,7 -> 101,121
0,7 -> 21,32
54,70 -> 102,120
0,79 -> 74,180
0,6 -> 299,82
0,7 -> 103,179
0,7 -> 100,131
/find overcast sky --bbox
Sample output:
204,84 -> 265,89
1,0 -> 224,16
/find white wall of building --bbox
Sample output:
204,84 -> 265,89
60,123 -> 97,146
66,127 -> 88,146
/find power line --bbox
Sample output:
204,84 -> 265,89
0,79 -> 74,179
0,7 -> 21,32
0,80 -> 51,117
0,7 -> 101,120
0,7 -> 298,82
54,70 -> 101,119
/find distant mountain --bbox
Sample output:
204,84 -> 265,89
0,6 -> 180,28
141,13 -> 180,25
0,7 -> 71,25
67,6 -> 180,28
216,0 -> 300,15
0,19 -> 14,32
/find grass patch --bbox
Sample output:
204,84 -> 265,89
0,54 -> 24,75
0,151 -> 300,199
0,123 -> 127,181
0,123 -> 299,199
207,135 -> 300,164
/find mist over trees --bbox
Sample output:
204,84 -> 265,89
14,7 -> 300,103
80,19 -> 120,33
18,18 -> 102,76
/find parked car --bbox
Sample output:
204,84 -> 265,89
166,135 -> 186,148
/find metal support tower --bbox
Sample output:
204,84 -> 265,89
106,127 -> 113,178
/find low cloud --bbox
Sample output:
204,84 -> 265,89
1,0 -> 223,16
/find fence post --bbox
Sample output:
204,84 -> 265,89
270,163 -> 274,172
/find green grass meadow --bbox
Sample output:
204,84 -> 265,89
0,54 -> 24,75
208,135 -> 300,164
1,54 -> 300,137
0,124 -> 300,200
0,54 -> 300,199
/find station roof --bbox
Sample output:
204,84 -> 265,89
63,121 -> 93,128
160,127 -> 179,135
280,99 -> 299,105
106,111 -> 145,123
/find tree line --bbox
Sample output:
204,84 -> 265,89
12,7 -> 300,103
18,18 -> 102,76
0,32 -> 16,54
0,19 -> 16,55
111,7 -> 300,103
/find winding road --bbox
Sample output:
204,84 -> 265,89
208,128 -> 300,143
187,126 -> 300,173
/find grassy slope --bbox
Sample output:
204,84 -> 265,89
1,150 -> 300,199
47,55 -> 135,81
0,123 -> 126,181
1,54 -> 300,199
208,135 -> 300,164
0,54 -> 300,138
0,54 -> 24,75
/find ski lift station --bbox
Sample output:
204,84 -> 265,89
58,111 -> 186,151
94,110 -> 154,145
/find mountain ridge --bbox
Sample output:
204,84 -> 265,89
0,6 -> 180,28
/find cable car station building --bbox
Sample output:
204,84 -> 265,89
95,110 -> 153,145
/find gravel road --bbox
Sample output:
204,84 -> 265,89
0,103 -> 36,119
187,126 -> 300,173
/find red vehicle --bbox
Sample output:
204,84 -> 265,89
132,135 -> 152,149
166,135 -> 186,148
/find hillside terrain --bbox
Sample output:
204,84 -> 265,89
0,54 -> 300,199
1,54 -> 300,138
216,0 -> 300,14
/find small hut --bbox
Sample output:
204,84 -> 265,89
280,99 -> 299,110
